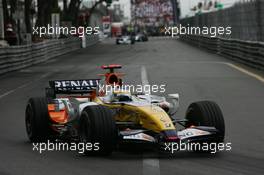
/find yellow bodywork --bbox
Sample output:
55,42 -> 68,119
94,97 -> 175,133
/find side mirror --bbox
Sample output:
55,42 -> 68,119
167,93 -> 180,115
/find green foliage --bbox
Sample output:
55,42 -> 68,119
106,0 -> 112,6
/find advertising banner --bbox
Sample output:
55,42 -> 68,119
102,16 -> 111,35
131,0 -> 174,27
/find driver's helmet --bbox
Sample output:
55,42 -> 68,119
112,90 -> 132,102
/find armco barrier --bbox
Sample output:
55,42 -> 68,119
0,35 -> 99,75
180,35 -> 264,71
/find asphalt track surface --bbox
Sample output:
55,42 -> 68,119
0,37 -> 264,175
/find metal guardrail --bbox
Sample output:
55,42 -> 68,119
180,35 -> 264,71
0,35 -> 99,75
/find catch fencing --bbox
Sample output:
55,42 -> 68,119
181,0 -> 264,42
180,0 -> 264,70
0,35 -> 99,75
180,35 -> 264,70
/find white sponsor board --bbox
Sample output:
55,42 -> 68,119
102,16 -> 111,36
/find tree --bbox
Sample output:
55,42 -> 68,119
87,0 -> 105,24
2,0 -> 9,25
36,0 -> 59,27
64,0 -> 111,26
9,0 -> 16,18
36,0 -> 46,27
24,0 -> 32,33
63,0 -> 82,26
63,0 -> 68,13
198,2 -> 203,10
2,0 -> 17,27
62,0 -> 113,26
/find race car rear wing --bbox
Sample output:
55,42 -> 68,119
46,79 -> 100,98
101,64 -> 122,73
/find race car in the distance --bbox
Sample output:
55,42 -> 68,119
25,64 -> 225,155
135,33 -> 148,42
116,35 -> 135,45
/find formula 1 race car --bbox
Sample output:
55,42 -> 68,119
25,65 -> 225,155
116,35 -> 135,45
135,33 -> 148,42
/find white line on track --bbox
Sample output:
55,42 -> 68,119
141,66 -> 150,87
148,61 -> 264,84
141,66 -> 160,175
143,158 -> 160,175
224,63 -> 264,83
0,72 -> 51,99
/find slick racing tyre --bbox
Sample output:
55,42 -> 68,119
79,105 -> 117,155
185,101 -> 225,142
25,97 -> 53,142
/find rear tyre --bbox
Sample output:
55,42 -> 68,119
185,101 -> 225,142
25,97 -> 52,142
79,105 -> 117,156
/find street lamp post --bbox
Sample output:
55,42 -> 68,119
0,0 -> 4,39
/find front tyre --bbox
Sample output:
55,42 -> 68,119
185,101 -> 225,142
79,105 -> 117,156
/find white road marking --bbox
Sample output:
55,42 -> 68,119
148,61 -> 264,84
141,66 -> 160,175
0,90 -> 16,99
0,72 -> 51,99
225,63 -> 264,83
45,58 -> 58,64
141,66 -> 149,87
143,158 -> 160,175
